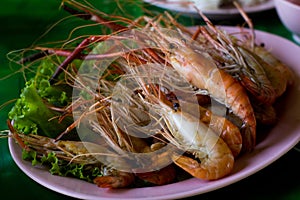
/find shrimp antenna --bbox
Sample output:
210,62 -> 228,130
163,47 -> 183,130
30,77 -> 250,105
233,1 -> 255,50
61,4 -> 92,21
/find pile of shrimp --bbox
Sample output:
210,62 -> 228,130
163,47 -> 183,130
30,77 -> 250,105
9,0 -> 294,188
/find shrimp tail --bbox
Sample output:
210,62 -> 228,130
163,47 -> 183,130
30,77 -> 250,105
93,172 -> 135,188
172,149 -> 234,181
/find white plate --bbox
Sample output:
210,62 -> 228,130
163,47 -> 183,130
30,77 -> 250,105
143,0 -> 274,19
9,27 -> 300,200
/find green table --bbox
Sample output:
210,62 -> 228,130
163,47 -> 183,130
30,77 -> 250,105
0,1 -> 299,199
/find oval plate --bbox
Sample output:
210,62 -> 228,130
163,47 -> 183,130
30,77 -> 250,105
9,26 -> 300,200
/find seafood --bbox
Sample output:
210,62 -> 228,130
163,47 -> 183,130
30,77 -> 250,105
253,104 -> 277,125
8,119 -> 176,187
94,164 -> 177,188
94,170 -> 135,188
151,85 -> 242,157
161,44 -> 256,151
17,2 -> 272,153
183,101 -> 242,157
253,45 -> 294,98
8,119 -> 135,189
197,16 -> 277,106
6,0 -> 294,189
8,119 -> 123,165
158,102 -> 235,180
121,81 -> 235,180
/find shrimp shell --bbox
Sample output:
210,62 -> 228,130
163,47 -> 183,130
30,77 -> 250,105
253,45 -> 294,98
162,108 -> 235,180
94,171 -> 135,188
182,101 -> 242,157
169,47 -> 256,151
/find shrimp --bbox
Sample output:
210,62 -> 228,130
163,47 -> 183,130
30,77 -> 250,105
253,104 -> 277,125
93,144 -> 175,188
194,9 -> 277,105
58,130 -> 137,189
8,119 -> 136,188
200,110 -> 242,157
94,170 -> 135,188
165,45 -> 256,151
233,46 -> 277,105
109,75 -> 234,181
117,20 -> 252,150
198,26 -> 276,105
182,101 -> 242,157
161,106 -> 234,180
253,45 -> 294,98
158,86 -> 242,157
127,85 -> 235,180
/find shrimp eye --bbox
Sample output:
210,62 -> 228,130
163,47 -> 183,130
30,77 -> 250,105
173,102 -> 180,111
181,38 -> 187,44
169,43 -> 177,49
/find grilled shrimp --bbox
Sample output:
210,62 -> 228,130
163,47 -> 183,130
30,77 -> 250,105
232,46 -> 277,104
193,5 -> 279,106
130,85 -> 235,180
253,104 -> 277,125
8,0 -> 296,190
253,45 -> 294,98
130,25 -> 255,150
165,45 -> 256,151
160,87 -> 242,157
94,170 -> 135,188
94,164 -> 177,188
198,26 -> 276,105
112,75 -> 235,180
23,0 -> 255,151
160,106 -> 234,180
182,101 -> 242,157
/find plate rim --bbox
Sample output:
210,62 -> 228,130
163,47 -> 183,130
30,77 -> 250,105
8,26 -> 300,200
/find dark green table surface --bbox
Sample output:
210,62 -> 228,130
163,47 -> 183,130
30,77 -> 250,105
0,1 -> 299,199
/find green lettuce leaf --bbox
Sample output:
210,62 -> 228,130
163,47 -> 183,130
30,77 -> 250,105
22,150 -> 103,182
8,58 -> 74,138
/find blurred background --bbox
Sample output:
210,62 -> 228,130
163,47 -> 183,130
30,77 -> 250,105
0,1 -> 66,199
1,0 -> 63,123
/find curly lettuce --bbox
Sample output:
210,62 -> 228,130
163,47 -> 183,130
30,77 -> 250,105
22,150 -> 103,182
8,58 -> 74,138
